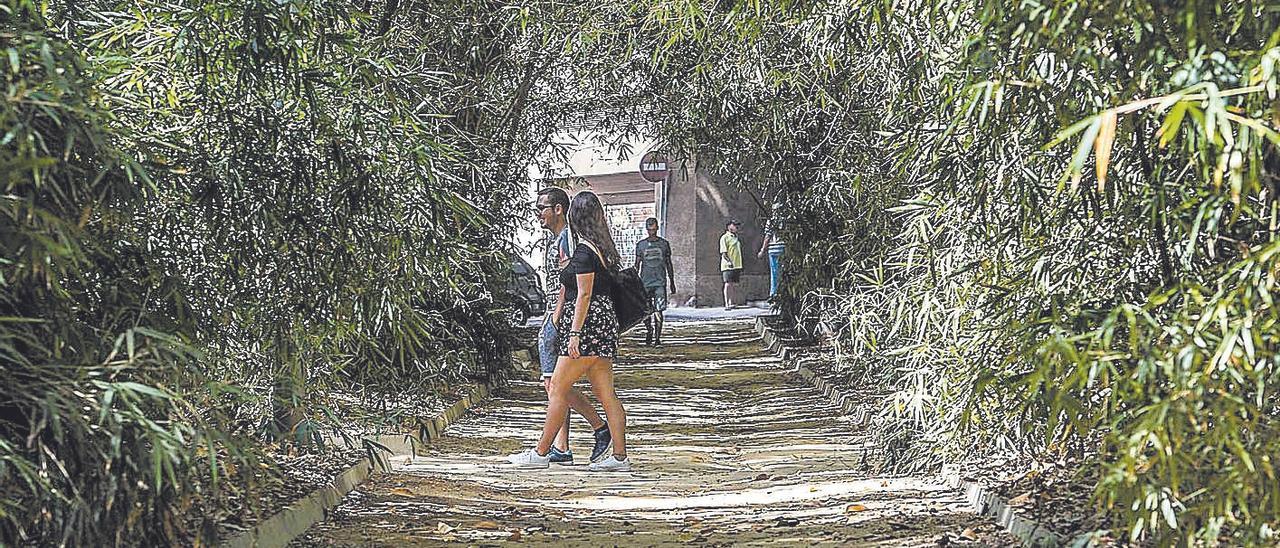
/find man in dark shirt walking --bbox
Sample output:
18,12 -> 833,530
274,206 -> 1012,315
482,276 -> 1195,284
633,217 -> 676,346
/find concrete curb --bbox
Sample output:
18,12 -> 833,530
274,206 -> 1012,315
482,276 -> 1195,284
754,314 -> 1060,547
942,468 -> 1060,547
755,315 -> 870,426
221,459 -> 376,548
220,352 -> 531,548
791,359 -> 871,425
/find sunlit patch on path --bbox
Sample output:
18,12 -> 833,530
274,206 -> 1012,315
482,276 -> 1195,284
297,320 -> 1010,546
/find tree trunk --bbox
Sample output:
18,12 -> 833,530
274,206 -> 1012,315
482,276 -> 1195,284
1137,121 -> 1174,285
377,0 -> 400,36
271,324 -> 307,445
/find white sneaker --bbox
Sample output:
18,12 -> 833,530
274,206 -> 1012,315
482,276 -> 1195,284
588,455 -> 631,472
507,448 -> 550,469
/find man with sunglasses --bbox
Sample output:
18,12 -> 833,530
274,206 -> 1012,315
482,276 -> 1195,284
511,188 -> 611,465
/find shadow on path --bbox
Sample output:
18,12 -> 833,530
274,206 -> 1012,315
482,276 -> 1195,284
296,320 -> 1012,547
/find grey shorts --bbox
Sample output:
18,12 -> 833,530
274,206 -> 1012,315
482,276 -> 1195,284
538,317 -> 559,378
722,268 -> 742,283
645,285 -> 668,312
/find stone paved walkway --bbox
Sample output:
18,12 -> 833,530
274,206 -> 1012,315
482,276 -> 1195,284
297,320 -> 1012,547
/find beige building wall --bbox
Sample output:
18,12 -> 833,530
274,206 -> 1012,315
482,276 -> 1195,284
686,160 -> 762,306
671,160 -> 769,306
663,160 -> 699,306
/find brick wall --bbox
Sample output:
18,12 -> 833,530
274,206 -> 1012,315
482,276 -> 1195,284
606,203 -> 655,267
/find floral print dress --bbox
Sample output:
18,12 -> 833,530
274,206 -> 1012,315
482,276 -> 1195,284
557,241 -> 619,358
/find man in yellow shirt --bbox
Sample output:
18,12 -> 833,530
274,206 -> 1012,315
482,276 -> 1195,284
719,219 -> 743,309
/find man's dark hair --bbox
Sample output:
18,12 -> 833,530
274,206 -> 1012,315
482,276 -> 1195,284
645,217 -> 659,227
537,187 -> 570,211
726,219 -> 739,228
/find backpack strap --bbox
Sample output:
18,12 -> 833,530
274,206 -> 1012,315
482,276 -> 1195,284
579,239 -> 607,268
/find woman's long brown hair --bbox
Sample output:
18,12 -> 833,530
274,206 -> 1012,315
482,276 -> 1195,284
567,191 -> 621,268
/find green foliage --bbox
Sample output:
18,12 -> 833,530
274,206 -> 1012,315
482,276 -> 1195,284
1027,242 -> 1280,543
10,0 -> 1280,543
82,0 -> 519,432
624,0 -> 1280,543
1,2 -> 252,544
2,0 -> 571,544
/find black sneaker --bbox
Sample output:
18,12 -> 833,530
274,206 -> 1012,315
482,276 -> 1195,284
548,446 -> 574,465
590,426 -> 612,463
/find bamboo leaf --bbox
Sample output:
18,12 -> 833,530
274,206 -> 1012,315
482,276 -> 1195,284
1157,102 -> 1188,148
1066,116 -> 1103,191
1095,109 -> 1117,192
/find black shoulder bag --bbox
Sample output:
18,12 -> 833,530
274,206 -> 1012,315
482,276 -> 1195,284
581,241 -> 653,334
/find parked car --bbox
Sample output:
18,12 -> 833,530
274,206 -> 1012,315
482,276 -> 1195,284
508,256 -> 546,326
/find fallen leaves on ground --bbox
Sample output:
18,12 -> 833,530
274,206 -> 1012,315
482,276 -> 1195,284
1008,492 -> 1033,506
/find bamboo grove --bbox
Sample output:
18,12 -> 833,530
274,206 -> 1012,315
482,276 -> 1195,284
5,0 -> 1280,546
1,0 -> 601,544
632,1 -> 1280,544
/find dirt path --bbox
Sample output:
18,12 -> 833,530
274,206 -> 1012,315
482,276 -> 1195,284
297,320 -> 1013,547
